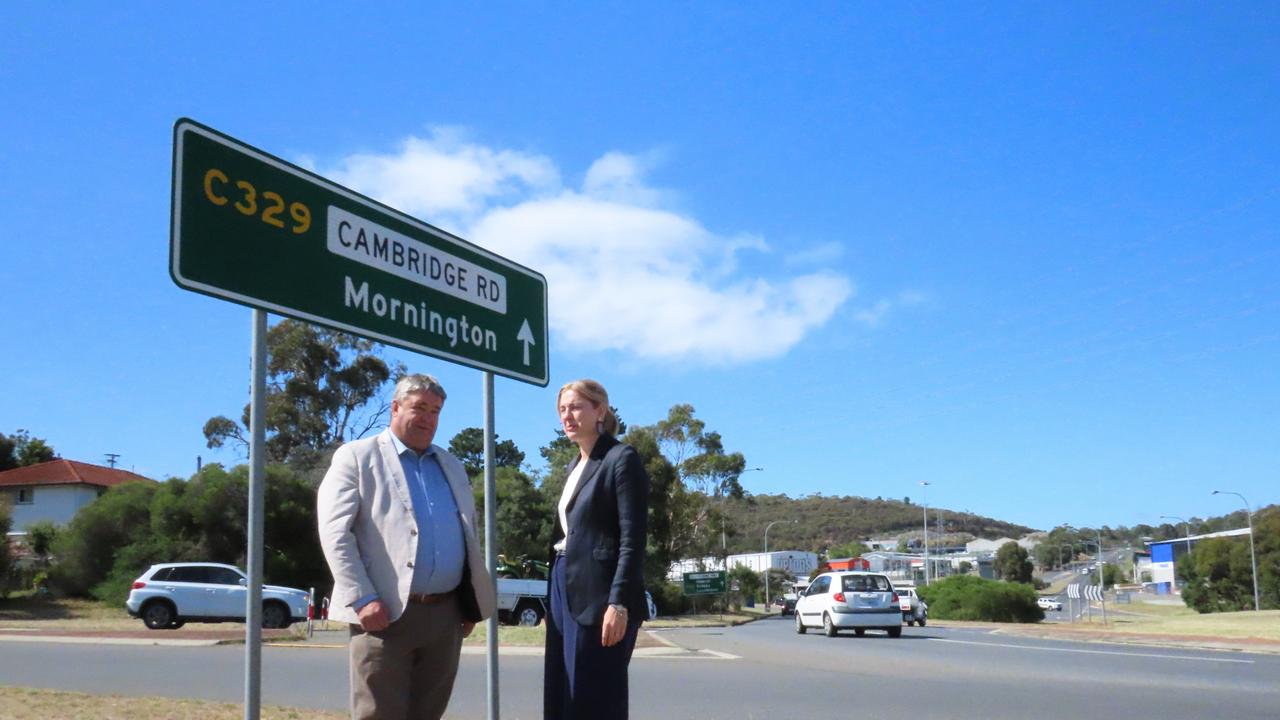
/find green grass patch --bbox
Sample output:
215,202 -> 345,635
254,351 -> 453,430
1098,607 -> 1280,640
0,686 -> 345,720
0,596 -> 137,630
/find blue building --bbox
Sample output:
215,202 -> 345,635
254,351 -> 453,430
1144,527 -> 1252,595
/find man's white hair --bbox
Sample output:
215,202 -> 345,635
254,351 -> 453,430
394,373 -> 447,403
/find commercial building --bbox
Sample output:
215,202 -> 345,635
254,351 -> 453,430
668,550 -> 820,582
1144,527 -> 1252,595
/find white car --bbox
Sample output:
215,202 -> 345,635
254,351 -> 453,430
1037,596 -> 1064,612
895,585 -> 928,626
125,562 -> 310,630
794,571 -> 903,638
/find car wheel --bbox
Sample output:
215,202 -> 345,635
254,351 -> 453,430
261,602 -> 290,629
918,616 -> 926,627
888,626 -> 903,638
142,601 -> 176,630
795,612 -> 806,634
823,613 -> 837,637
906,618 -> 915,626
516,601 -> 543,627
854,628 -> 866,637
169,620 -> 186,629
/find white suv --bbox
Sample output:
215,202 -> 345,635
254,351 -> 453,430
795,571 -> 903,638
125,562 -> 310,630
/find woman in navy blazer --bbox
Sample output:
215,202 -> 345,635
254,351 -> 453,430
544,379 -> 649,719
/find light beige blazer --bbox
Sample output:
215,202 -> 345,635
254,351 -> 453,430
317,429 -> 496,625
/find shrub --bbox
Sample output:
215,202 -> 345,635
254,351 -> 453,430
918,575 -> 1044,623
649,582 -> 690,616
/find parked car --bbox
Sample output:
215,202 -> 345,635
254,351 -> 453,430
1037,596 -> 1064,611
125,562 -> 310,630
794,571 -> 903,638
894,585 -> 928,626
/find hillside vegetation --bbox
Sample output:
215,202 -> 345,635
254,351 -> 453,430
718,493 -> 1037,555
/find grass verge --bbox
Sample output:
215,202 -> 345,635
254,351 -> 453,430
1064,604 -> 1280,640
0,596 -> 139,631
0,686 -> 345,720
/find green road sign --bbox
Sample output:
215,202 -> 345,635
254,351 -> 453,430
683,571 -> 727,595
170,119 -> 549,386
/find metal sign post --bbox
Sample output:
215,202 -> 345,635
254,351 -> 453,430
483,372 -> 499,720
244,309 -> 268,720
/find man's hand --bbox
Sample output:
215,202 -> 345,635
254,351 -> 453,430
357,599 -> 390,632
601,605 -> 627,647
461,621 -> 476,638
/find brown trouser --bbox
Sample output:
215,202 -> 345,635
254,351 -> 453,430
348,597 -> 465,720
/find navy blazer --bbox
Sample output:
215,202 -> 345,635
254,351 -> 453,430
550,434 -> 650,626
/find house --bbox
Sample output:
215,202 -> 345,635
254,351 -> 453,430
0,459 -> 153,533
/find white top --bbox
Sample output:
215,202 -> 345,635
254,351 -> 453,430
553,459 -> 588,552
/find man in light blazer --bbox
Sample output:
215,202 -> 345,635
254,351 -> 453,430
318,373 -> 495,720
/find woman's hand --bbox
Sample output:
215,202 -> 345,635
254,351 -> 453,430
601,604 -> 628,647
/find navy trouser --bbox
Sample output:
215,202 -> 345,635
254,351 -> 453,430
543,556 -> 640,719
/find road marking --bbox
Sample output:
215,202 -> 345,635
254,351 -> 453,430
644,649 -> 741,660
926,637 -> 1255,664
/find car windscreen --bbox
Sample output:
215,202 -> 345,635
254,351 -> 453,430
842,575 -> 891,592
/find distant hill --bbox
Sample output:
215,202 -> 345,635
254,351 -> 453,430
720,492 -> 1037,556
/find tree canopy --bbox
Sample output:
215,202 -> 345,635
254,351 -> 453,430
203,319 -> 403,470
993,542 -> 1034,584
448,427 -> 526,477
0,429 -> 57,471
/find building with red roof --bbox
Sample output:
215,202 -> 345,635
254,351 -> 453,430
0,459 -> 153,533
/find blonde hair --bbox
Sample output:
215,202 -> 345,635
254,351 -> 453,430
557,379 -> 619,436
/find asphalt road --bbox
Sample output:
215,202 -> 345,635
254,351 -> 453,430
3,618 -> 1277,719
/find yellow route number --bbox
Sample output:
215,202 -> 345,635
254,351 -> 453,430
203,168 -> 311,235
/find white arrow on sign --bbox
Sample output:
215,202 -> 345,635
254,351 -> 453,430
516,319 -> 536,366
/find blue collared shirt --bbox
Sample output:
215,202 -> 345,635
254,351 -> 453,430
390,433 -> 467,595
352,434 -> 467,612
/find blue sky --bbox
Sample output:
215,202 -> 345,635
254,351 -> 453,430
3,4 -> 1277,531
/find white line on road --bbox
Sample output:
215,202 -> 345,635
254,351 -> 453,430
926,637 -> 1255,664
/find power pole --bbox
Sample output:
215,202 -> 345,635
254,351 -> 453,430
104,453 -> 120,468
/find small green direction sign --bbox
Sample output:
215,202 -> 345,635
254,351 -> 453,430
170,119 -> 549,386
682,571 -> 727,596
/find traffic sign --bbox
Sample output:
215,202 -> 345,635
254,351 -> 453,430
170,119 -> 549,386
683,571 -> 727,595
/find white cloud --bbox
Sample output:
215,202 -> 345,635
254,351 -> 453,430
321,135 -> 855,365
853,291 -> 927,328
325,127 -> 559,231
784,241 -> 845,268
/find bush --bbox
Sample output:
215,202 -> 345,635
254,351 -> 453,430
918,575 -> 1044,623
0,498 -> 12,597
47,462 -> 330,601
649,582 -> 690,616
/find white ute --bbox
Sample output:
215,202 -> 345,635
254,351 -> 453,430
894,585 -> 928,626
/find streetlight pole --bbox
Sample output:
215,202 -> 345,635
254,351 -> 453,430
919,481 -> 931,585
1057,543 -> 1076,622
1080,538 -> 1106,623
1159,515 -> 1193,558
763,519 -> 791,613
1212,490 -> 1260,611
